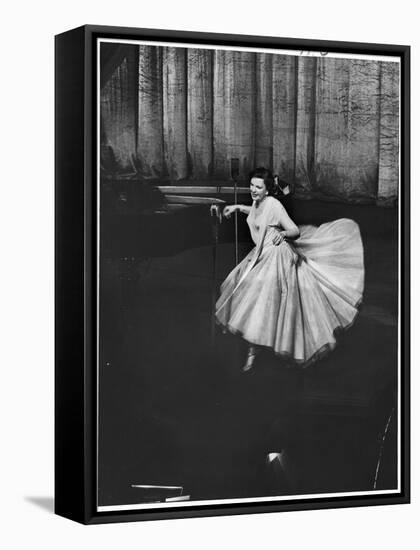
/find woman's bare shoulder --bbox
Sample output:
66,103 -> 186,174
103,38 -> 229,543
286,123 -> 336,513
267,196 -> 286,211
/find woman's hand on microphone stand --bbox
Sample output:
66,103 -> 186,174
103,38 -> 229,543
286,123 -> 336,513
223,205 -> 238,218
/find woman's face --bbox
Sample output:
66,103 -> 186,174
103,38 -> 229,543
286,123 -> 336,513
250,177 -> 268,203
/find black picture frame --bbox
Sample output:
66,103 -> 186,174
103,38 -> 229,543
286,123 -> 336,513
55,24 -> 410,525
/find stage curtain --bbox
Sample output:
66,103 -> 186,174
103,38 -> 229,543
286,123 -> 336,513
313,57 -> 382,201
100,44 -> 400,204
213,50 -> 256,180
377,61 -> 400,205
187,49 -> 213,179
101,46 -> 138,173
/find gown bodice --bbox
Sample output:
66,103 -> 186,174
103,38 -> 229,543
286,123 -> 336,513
247,197 -> 283,246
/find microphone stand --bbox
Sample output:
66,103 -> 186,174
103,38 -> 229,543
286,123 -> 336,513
210,203 -> 222,345
231,158 -> 240,266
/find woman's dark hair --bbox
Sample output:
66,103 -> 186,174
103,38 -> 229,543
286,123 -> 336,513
249,167 -> 289,198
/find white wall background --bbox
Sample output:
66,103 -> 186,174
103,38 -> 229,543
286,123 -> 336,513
0,1 -> 417,547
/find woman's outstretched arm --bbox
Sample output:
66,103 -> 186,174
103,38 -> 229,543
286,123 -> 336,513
223,204 -> 251,218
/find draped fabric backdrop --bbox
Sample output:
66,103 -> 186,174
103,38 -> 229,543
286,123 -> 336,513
100,44 -> 399,205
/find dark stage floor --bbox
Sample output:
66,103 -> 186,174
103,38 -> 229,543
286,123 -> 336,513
98,201 -> 399,506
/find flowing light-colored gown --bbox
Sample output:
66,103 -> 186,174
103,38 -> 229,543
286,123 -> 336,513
215,196 -> 364,366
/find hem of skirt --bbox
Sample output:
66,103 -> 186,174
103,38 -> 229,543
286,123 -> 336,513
215,308 -> 361,368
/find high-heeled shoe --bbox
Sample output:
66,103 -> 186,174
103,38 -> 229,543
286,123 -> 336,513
242,347 -> 257,372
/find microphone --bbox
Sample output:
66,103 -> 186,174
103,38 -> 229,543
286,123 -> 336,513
230,158 -> 240,182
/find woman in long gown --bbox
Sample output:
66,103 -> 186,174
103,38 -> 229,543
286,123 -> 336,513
215,168 -> 365,371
